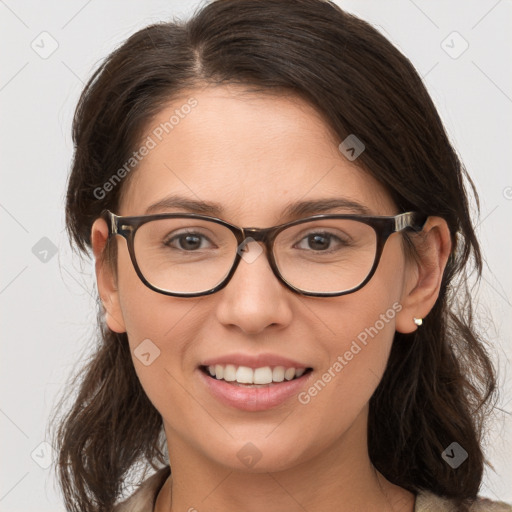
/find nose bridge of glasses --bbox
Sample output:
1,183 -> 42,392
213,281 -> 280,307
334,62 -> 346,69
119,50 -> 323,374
238,227 -> 272,253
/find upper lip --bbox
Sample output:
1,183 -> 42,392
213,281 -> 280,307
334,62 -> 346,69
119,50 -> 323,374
201,353 -> 311,369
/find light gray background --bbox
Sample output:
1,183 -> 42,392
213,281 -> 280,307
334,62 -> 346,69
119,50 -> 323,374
1,1 -> 511,510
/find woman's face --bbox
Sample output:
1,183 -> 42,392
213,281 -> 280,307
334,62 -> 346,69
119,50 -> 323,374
94,84 -> 420,473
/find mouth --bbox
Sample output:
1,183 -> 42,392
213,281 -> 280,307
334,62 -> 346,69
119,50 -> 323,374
199,364 -> 313,387
197,354 -> 315,411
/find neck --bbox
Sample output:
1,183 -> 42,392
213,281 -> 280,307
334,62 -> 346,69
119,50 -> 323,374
156,407 -> 415,512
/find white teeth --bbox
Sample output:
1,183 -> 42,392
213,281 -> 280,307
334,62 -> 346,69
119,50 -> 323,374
236,366 -> 254,383
223,364 -> 237,382
272,366 -> 285,382
205,364 -> 308,384
284,368 -> 296,381
254,367 -> 273,385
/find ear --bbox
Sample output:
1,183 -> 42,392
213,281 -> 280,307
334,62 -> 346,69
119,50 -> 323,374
91,218 -> 127,333
395,216 -> 452,334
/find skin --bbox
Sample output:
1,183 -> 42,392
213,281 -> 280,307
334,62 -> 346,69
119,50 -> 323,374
91,84 -> 451,512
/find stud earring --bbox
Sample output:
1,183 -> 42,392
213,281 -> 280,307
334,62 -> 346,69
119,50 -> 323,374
413,317 -> 423,326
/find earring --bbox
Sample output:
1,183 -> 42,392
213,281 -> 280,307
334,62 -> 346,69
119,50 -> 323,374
413,317 -> 423,326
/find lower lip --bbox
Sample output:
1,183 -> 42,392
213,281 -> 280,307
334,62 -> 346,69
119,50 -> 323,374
198,368 -> 312,412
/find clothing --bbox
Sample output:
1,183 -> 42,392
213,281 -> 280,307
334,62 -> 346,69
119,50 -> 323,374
112,465 -> 512,512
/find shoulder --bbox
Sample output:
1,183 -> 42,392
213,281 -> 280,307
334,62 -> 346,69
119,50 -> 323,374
113,466 -> 171,512
415,490 -> 512,512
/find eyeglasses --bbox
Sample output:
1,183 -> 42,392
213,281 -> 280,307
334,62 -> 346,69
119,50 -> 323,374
101,209 -> 427,298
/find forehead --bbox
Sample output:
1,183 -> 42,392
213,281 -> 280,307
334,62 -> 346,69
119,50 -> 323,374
119,84 -> 395,222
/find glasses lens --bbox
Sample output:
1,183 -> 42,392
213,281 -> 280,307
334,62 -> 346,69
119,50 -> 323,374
134,218 -> 238,294
133,217 -> 378,295
274,218 -> 377,294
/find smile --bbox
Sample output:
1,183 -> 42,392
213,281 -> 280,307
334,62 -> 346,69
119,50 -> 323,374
202,364 -> 310,386
198,364 -> 313,411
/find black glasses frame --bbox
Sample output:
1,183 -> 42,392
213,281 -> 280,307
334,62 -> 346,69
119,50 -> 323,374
101,209 -> 428,298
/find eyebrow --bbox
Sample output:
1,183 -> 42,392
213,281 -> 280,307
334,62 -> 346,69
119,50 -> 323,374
144,194 -> 373,219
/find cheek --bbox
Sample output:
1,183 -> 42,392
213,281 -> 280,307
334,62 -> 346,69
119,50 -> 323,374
300,240 -> 406,425
303,298 -> 400,416
113,245 -> 201,395
272,300 -> 400,470
115,241 -> 187,341
119,292 -> 203,422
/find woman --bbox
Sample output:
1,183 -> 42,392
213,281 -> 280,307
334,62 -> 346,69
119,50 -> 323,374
49,0 -> 512,511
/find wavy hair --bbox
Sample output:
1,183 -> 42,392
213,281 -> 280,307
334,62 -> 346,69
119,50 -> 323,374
48,1 -> 498,510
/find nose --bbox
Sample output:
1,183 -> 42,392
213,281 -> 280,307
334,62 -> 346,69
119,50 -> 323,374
214,240 -> 293,335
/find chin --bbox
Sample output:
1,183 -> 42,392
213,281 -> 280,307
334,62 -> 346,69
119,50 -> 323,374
202,432 -> 314,474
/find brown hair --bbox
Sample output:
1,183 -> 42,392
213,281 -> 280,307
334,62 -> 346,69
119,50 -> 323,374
48,1 -> 498,510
